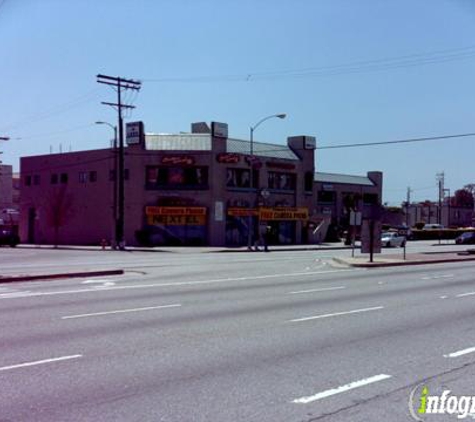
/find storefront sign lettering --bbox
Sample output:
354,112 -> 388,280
161,156 -> 195,165
217,153 -> 240,164
227,208 -> 258,217
259,207 -> 308,221
148,214 -> 206,226
145,206 -> 207,216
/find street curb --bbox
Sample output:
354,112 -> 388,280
213,246 -> 353,253
332,256 -> 475,268
0,269 -> 124,284
16,244 -> 353,253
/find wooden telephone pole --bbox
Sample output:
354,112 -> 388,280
97,74 -> 141,249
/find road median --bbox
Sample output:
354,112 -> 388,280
333,252 -> 475,268
0,269 -> 124,284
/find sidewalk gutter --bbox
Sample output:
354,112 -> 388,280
0,269 -> 124,284
332,256 -> 475,268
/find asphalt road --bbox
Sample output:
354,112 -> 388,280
1,246 -> 475,421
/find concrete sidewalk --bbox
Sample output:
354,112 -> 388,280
333,250 -> 475,268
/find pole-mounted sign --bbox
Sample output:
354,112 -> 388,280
126,121 -> 144,145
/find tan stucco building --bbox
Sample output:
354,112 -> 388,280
20,121 -> 383,246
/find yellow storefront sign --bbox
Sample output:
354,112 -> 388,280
259,207 -> 308,221
147,215 -> 206,226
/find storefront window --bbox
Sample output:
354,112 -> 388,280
268,172 -> 296,190
304,172 -> 313,192
146,166 -> 208,189
318,190 -> 336,204
363,193 -> 378,204
226,168 -> 258,189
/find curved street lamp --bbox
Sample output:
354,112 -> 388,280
95,121 -> 117,149
247,113 -> 287,250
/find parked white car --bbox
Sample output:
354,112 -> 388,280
381,232 -> 406,247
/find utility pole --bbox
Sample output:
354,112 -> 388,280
97,75 -> 141,250
436,172 -> 445,226
406,187 -> 412,226
443,188 -> 451,227
0,137 -> 9,212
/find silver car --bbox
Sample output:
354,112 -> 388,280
381,231 -> 406,247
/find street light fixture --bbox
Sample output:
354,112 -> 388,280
95,121 -> 117,148
0,137 -> 9,165
95,121 -> 118,249
247,113 -> 287,250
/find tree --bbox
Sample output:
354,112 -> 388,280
46,186 -> 74,247
463,184 -> 475,196
451,189 -> 474,209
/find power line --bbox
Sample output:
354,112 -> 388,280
316,132 -> 475,150
17,124 -> 96,140
142,45 -> 475,83
0,89 -> 100,133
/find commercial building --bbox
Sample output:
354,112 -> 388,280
405,202 -> 473,228
0,164 -> 13,211
19,121 -> 383,246
314,171 -> 383,236
20,122 -> 319,246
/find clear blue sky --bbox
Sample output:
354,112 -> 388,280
1,0 -> 475,205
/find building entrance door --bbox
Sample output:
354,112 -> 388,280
27,207 -> 36,244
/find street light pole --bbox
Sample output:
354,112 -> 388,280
0,137 -> 8,162
247,113 -> 286,250
95,121 -> 118,248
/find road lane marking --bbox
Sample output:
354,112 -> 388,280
456,292 -> 475,298
0,355 -> 82,372
61,304 -> 181,319
292,374 -> 392,404
0,269 -> 357,300
288,286 -> 346,295
440,295 -> 448,299
0,291 -> 32,298
443,347 -> 475,358
421,274 -> 454,280
289,306 -> 384,323
82,279 -> 116,287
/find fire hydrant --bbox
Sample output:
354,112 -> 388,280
101,238 -> 107,250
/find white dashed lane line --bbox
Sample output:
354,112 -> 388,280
0,355 -> 82,372
443,347 -> 475,358
288,286 -> 346,295
292,374 -> 392,404
61,304 -> 182,320
456,291 -> 475,298
289,306 -> 384,323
